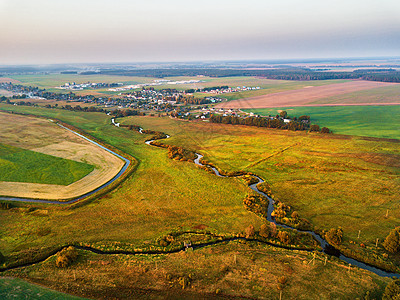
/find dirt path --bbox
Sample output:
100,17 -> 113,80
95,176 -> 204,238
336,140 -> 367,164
215,80 -> 399,108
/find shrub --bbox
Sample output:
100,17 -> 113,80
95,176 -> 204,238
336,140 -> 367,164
321,127 -> 331,133
309,124 -> 320,132
383,279 -> 400,300
56,246 -> 78,268
259,223 -> 270,238
245,225 -> 255,238
325,227 -> 343,246
383,227 -> 400,253
277,231 -> 291,244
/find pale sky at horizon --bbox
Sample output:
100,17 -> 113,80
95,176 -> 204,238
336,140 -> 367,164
1,0 -> 399,64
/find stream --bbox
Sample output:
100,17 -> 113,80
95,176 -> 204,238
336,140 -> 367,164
144,132 -> 400,279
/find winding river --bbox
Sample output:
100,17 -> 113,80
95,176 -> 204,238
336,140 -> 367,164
144,132 -> 400,279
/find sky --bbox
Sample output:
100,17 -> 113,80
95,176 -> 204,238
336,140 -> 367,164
0,0 -> 400,64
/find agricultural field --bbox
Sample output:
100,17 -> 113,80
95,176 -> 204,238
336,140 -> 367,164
0,112 -> 124,199
216,80 -> 400,108
0,143 -> 94,185
4,74 -> 352,99
244,105 -> 400,140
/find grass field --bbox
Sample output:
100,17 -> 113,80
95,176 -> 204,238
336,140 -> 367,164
0,143 -> 94,185
0,104 -> 398,298
0,277 -> 85,299
3,242 -> 388,300
120,116 -> 400,246
0,104 -> 261,256
243,105 -> 400,140
0,112 -> 124,199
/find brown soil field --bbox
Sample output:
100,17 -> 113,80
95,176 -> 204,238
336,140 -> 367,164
0,77 -> 20,83
216,80 -> 399,108
0,112 -> 124,200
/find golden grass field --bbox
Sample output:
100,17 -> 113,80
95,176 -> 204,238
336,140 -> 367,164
216,80 -> 400,108
0,112 -> 124,199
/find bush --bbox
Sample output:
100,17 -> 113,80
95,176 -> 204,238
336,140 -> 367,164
321,127 -> 331,133
383,279 -> 400,300
259,223 -> 270,238
245,225 -> 255,238
325,227 -> 343,246
0,251 -> 5,264
56,246 -> 78,268
383,227 -> 400,253
309,124 -> 320,132
277,231 -> 291,244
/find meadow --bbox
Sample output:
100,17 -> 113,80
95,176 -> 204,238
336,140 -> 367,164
0,277 -> 84,299
244,105 -> 400,140
120,116 -> 400,247
4,242 -> 388,299
0,103 -> 398,298
0,143 -> 94,186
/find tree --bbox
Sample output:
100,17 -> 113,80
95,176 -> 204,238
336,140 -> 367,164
383,279 -> 400,300
245,224 -> 255,238
291,211 -> 299,219
383,227 -> 400,253
259,223 -> 270,238
0,251 -> 5,264
279,111 -> 287,118
56,246 -> 78,268
277,231 -> 290,244
309,124 -> 320,132
321,127 -> 330,133
325,227 -> 343,246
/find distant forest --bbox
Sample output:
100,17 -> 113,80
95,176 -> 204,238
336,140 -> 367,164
94,68 -> 400,83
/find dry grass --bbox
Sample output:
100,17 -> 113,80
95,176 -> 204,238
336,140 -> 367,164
0,112 -> 124,199
4,242 -> 388,299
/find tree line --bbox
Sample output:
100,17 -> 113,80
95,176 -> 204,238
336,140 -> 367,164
209,114 -> 330,133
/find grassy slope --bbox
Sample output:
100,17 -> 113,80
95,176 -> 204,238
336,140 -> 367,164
0,143 -> 94,186
120,116 -> 400,245
0,104 -> 260,254
244,105 -> 400,140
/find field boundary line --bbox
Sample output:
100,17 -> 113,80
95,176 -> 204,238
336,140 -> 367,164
245,143 -> 299,169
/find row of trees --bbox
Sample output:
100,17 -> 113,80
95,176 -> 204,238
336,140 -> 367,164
99,68 -> 400,83
210,114 -> 331,133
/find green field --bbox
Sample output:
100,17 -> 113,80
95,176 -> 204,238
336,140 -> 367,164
0,277 -> 85,299
0,143 -> 94,185
244,105 -> 400,140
